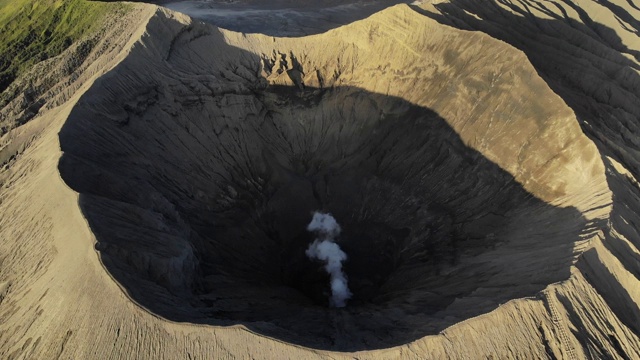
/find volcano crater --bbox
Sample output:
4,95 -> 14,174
57,12 -> 607,351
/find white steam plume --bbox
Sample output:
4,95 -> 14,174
305,212 -> 352,308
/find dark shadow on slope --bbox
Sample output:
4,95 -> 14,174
578,157 -> 640,336
413,0 -> 640,176
413,0 -> 640,339
57,14 -> 594,351
590,0 -> 640,38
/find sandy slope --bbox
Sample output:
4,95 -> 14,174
0,1 -> 638,359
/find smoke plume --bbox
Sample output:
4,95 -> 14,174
306,212 -> 352,308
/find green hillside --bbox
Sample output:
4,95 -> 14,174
0,0 -> 120,93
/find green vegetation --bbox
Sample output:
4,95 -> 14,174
0,0 -> 120,93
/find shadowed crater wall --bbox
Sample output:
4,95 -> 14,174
57,8 -> 608,351
414,0 -> 640,337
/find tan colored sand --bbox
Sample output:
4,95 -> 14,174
0,1 -> 638,359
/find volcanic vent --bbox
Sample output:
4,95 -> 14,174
58,7 -> 609,351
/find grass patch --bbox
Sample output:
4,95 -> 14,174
0,0 -> 122,93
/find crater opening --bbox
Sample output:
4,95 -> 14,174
57,14 -> 605,351
185,86 -> 479,314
